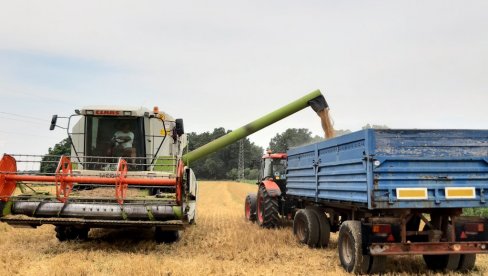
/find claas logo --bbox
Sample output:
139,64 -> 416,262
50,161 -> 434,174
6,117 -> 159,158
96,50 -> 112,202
95,110 -> 121,115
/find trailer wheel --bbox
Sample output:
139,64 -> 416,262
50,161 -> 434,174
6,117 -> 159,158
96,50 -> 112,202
155,227 -> 180,243
422,225 -> 460,271
244,193 -> 257,222
293,209 -> 320,247
368,255 -> 387,274
338,221 -> 370,274
306,207 -> 330,247
458,254 -> 476,272
256,185 -> 279,228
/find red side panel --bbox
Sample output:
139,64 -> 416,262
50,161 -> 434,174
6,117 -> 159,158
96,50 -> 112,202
261,180 -> 281,197
0,155 -> 17,202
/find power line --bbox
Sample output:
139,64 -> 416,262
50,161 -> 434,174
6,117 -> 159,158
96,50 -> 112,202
0,116 -> 46,126
0,111 -> 47,122
0,130 -> 52,138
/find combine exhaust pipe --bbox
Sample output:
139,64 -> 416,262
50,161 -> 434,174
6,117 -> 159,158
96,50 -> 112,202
182,89 -> 329,165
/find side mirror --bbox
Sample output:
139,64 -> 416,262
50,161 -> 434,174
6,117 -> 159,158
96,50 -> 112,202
49,115 -> 58,131
175,118 -> 184,136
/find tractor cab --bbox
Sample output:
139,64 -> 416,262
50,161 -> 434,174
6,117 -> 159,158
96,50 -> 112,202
259,151 -> 287,182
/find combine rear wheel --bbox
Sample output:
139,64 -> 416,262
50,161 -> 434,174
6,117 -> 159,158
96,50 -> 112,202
55,226 -> 89,242
155,227 -> 180,243
293,209 -> 319,247
256,185 -> 279,228
244,193 -> 257,222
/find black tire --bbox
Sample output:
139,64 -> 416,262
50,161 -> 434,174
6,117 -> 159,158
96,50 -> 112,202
55,226 -> 89,242
422,225 -> 460,271
244,193 -> 257,222
368,255 -> 387,274
155,228 -> 180,243
458,254 -> 476,272
293,209 -> 320,247
55,226 -> 67,241
306,207 -> 330,248
256,185 -> 279,228
338,221 -> 370,274
0,201 -> 6,217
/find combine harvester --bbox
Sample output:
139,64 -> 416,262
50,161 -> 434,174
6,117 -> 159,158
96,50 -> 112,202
245,129 -> 488,273
0,90 -> 329,242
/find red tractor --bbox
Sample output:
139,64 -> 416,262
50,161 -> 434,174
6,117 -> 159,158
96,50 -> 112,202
244,151 -> 288,228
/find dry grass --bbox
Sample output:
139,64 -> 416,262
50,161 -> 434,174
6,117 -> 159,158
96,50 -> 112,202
1,181 -> 487,275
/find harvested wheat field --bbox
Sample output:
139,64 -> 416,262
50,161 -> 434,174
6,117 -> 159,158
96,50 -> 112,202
1,181 -> 487,275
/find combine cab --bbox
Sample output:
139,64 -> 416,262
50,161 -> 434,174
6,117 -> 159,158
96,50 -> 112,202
0,106 -> 195,242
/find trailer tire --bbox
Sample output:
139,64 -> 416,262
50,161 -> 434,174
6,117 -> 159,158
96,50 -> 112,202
244,193 -> 257,222
293,209 -> 320,247
422,225 -> 460,271
256,185 -> 279,228
306,207 -> 330,247
338,221 -> 370,274
155,228 -> 180,243
368,255 -> 387,274
458,254 -> 476,272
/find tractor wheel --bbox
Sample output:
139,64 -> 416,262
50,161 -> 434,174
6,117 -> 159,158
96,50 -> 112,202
338,221 -> 371,274
422,225 -> 460,271
306,207 -> 330,248
293,209 -> 320,247
244,193 -> 257,222
256,185 -> 279,228
458,254 -> 476,272
55,226 -> 89,242
155,227 -> 180,243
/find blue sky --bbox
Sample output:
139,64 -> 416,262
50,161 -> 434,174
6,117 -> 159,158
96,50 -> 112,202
0,0 -> 487,155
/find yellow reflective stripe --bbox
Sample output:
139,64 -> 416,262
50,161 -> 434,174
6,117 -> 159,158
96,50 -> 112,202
445,187 -> 475,199
396,188 -> 428,200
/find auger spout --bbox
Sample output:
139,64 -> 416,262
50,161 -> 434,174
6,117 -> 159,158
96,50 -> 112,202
182,89 -> 330,165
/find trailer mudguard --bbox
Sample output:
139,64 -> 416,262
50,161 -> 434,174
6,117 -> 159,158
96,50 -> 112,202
261,180 -> 281,197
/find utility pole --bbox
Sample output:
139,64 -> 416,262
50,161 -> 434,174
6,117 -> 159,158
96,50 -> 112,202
238,139 -> 245,180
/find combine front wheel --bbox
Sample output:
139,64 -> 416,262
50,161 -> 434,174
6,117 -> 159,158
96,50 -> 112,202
55,226 -> 89,242
155,227 -> 180,243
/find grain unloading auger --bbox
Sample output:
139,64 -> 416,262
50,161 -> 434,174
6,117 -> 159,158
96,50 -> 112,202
0,89 -> 330,241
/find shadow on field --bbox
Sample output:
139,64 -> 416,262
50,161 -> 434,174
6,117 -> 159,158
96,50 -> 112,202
50,227 -> 177,254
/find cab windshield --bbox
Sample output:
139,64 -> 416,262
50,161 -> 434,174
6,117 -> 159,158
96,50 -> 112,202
262,158 -> 287,180
85,116 -> 145,158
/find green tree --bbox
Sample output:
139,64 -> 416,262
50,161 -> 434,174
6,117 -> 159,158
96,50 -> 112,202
187,128 -> 263,180
40,138 -> 72,173
268,128 -> 314,152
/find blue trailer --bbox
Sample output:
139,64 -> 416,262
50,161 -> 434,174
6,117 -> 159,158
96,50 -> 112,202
245,129 -> 488,274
